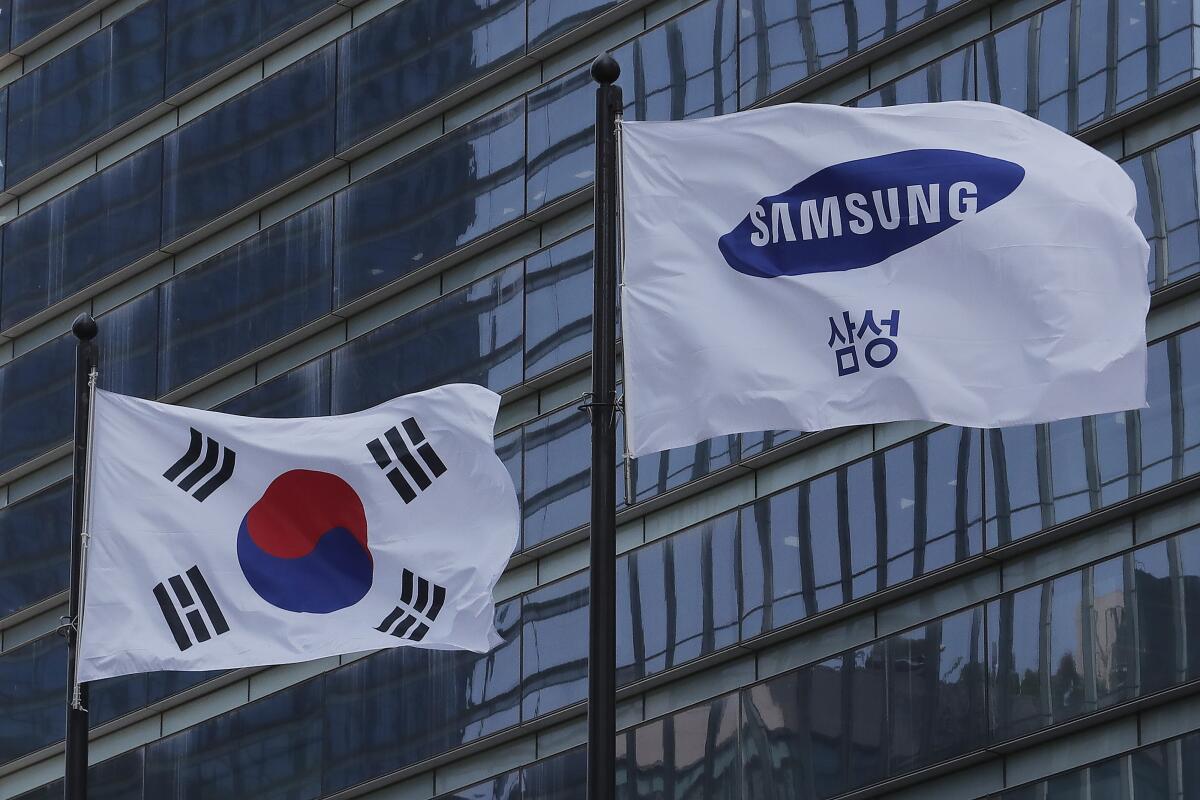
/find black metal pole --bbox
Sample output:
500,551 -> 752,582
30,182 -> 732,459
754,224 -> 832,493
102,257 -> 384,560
588,52 -> 621,800
64,312 -> 97,800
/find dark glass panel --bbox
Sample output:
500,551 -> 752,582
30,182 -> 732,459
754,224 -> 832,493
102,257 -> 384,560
6,2 -> 165,187
525,229 -> 591,377
11,749 -> 144,800
616,693 -> 741,799
525,67 -> 593,212
158,200 -> 333,392
854,45 -> 975,107
619,511 -> 741,683
0,289 -> 157,475
216,356 -> 331,418
1126,131 -> 1200,291
1134,529 -> 1200,695
613,0 -> 736,122
496,425 -> 524,545
2,142 -> 163,330
521,571 -> 587,718
738,429 -> 804,459
740,484 -> 807,637
0,481 -> 70,618
336,0 -> 525,150
626,433 -> 739,505
978,0 -> 1200,134
144,678 -> 324,799
323,600 -> 521,793
165,0 -> 336,96
528,0 -> 619,48
330,263 -> 523,414
1090,554 -> 1136,710
10,0 -> 88,46
741,641 -> 887,799
161,46 -> 336,243
89,668 -> 220,728
521,403 -> 589,548
522,746 -> 586,799
887,608 -> 986,774
334,100 -> 525,306
0,634 -> 64,765
737,0 -> 961,107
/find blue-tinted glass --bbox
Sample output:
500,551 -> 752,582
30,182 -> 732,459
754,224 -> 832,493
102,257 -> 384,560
887,608 -> 986,774
323,601 -> 521,793
331,263 -> 523,414
737,0 -> 961,107
6,2 -> 164,187
334,100 -> 525,306
2,142 -> 162,330
0,334 -> 73,473
11,749 -> 144,800
525,229 -> 591,377
216,357 -> 330,418
616,693 -> 741,799
741,642 -> 888,798
740,485 -> 807,637
1135,529 -> 1200,694
145,678 -> 323,799
614,0 -> 736,122
978,0 -> 1200,134
627,432 -> 739,505
161,46 -> 336,243
89,668 -> 220,728
10,0 -> 88,46
0,1 -> 11,55
619,511 -> 741,683
854,45 -> 975,106
528,0 -> 618,48
1127,131 -> 1200,291
1090,554 -> 1136,709
0,289 -> 157,476
522,746 -> 586,799
738,429 -> 804,459
336,0 -> 525,150
165,0 -> 335,96
495,426 -> 524,546
0,634 -> 64,764
436,772 -> 520,800
521,403 -> 589,547
0,482 -> 69,618
526,68 -> 593,212
158,200 -> 333,392
521,572 -> 587,718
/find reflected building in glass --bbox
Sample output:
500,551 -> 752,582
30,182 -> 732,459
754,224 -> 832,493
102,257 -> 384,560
0,0 -> 1199,798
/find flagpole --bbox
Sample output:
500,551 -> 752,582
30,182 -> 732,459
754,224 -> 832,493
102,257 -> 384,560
64,312 -> 97,800
588,52 -> 621,800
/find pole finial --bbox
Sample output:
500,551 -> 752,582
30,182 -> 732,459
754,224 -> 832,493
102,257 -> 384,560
72,313 -> 97,342
591,52 -> 620,85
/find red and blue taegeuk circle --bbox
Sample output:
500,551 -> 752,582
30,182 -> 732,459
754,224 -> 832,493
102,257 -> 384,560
237,469 -> 373,613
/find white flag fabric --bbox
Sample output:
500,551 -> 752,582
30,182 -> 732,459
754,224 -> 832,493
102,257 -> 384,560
77,384 -> 519,682
620,101 -> 1150,457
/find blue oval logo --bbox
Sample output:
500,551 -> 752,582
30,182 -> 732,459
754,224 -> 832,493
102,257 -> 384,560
718,149 -> 1025,279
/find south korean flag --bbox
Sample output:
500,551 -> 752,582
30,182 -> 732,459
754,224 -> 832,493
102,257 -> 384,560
76,384 -> 519,682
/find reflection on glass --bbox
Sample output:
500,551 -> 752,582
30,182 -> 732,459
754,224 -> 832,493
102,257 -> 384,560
1126,131 -> 1200,291
0,482 -> 70,619
855,45 -> 975,107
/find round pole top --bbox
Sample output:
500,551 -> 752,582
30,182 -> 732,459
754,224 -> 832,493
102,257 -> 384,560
591,52 -> 620,85
72,312 -> 97,342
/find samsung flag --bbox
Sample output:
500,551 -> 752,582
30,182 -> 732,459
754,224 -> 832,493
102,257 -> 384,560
76,384 -> 519,682
620,101 -> 1150,457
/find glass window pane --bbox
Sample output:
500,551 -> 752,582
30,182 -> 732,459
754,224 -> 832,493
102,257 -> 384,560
740,486 -> 807,637
855,45 -> 974,107
145,680 -> 324,799
522,746 -> 586,799
528,0 -> 618,48
617,693 -> 741,799
521,572 -> 587,718
11,0 -> 89,46
11,749 -> 144,800
216,357 -> 331,419
6,2 -> 165,187
526,68 -> 593,212
165,0 -> 335,97
336,0 -> 525,151
161,46 -> 336,243
2,143 -> 163,330
0,481 -> 70,618
158,200 -> 333,392
524,229 -> 592,378
0,635 -> 65,765
334,99 -> 526,306
330,263 -> 523,414
521,404 -> 589,548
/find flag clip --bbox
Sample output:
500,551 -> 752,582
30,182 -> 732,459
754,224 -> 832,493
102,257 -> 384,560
55,614 -> 78,639
577,392 -> 623,424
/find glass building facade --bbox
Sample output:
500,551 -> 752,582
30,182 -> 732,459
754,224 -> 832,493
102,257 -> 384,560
0,0 -> 1198,797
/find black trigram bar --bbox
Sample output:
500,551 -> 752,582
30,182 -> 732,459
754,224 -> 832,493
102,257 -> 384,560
153,566 -> 230,651
376,568 -> 447,642
163,428 -> 236,501
366,417 -> 447,504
